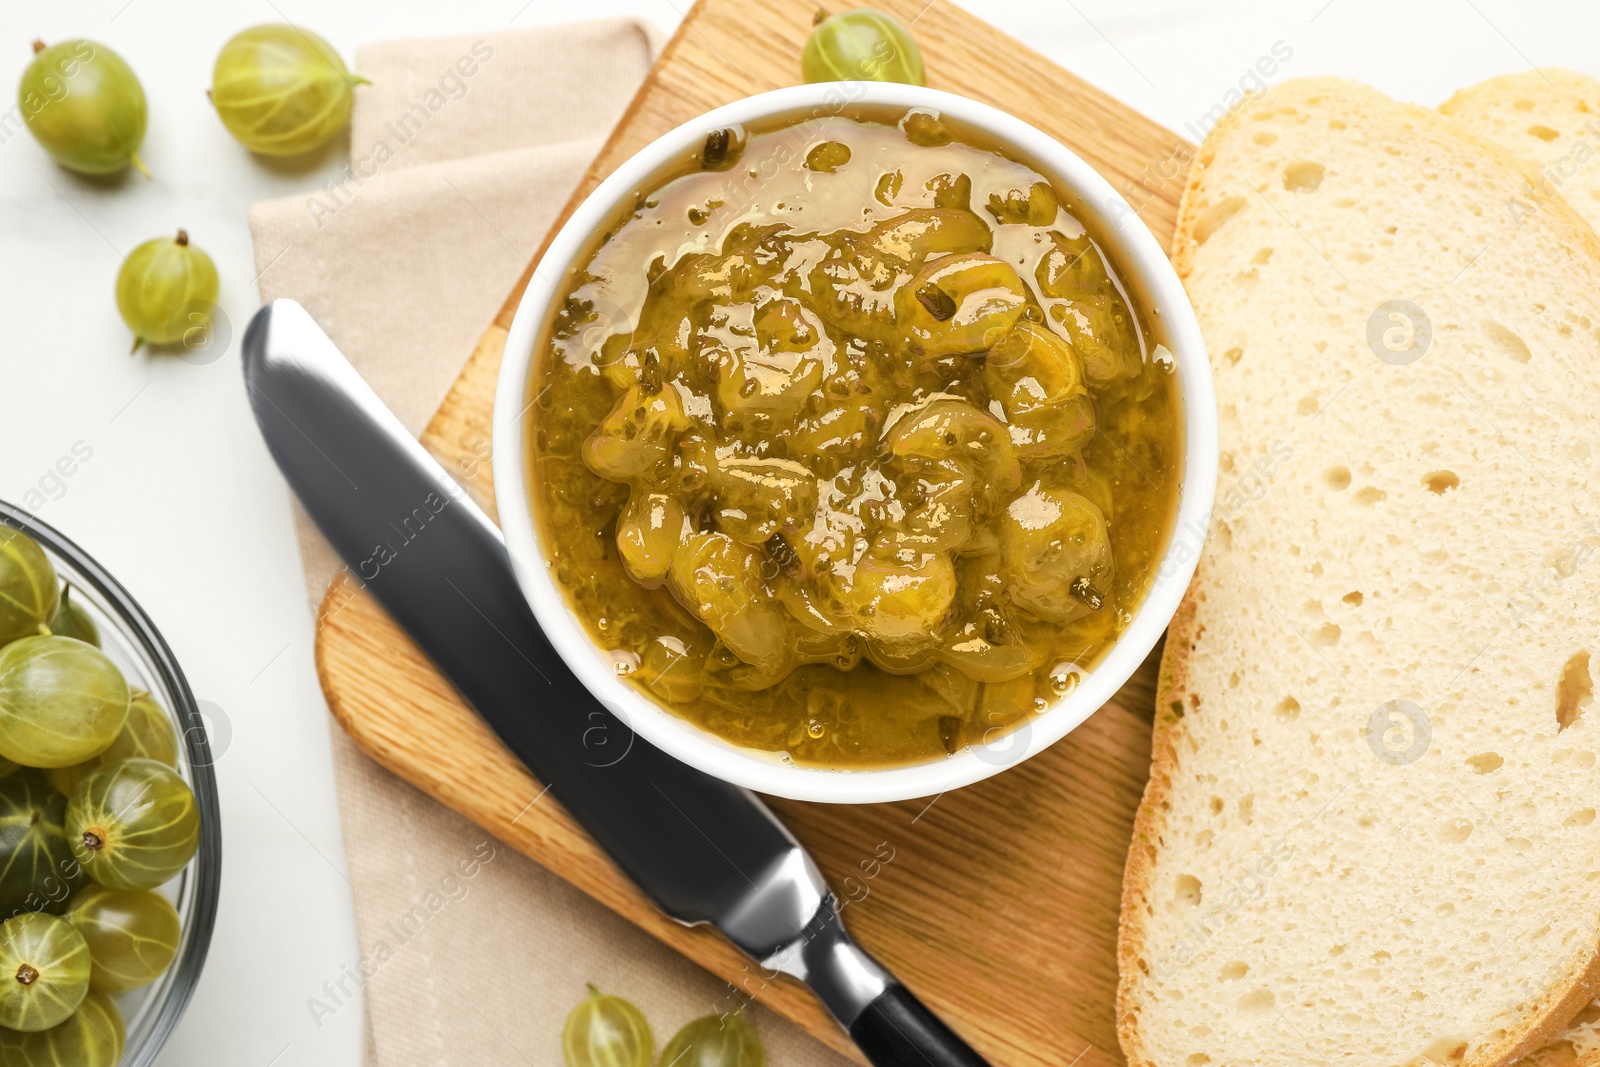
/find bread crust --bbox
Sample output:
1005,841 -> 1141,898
1116,572 -> 1199,1067
1116,75 -> 1600,1067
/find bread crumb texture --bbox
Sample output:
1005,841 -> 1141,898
1119,77 -> 1600,1067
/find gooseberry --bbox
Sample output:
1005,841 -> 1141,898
211,24 -> 366,156
658,1010 -> 766,1067
68,758 -> 200,891
18,39 -> 149,177
0,773 -> 81,919
46,587 -> 97,648
0,529 -> 58,648
562,984 -> 652,1067
66,885 -> 180,993
0,912 -> 90,1032
114,230 -> 220,353
0,986 -> 123,1065
0,636 -> 129,769
802,9 -> 925,86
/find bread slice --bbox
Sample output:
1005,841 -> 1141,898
1440,69 -> 1600,236
1117,75 -> 1600,1067
1440,70 -> 1600,1067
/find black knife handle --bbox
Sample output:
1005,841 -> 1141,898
850,984 -> 992,1067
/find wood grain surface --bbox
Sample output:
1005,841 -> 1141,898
315,1 -> 1193,1063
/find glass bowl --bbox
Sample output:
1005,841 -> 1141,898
0,498 -> 221,1065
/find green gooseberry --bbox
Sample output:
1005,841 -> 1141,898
48,690 -> 178,797
802,9 -> 925,86
66,885 -> 180,993
46,587 -> 98,648
0,529 -> 58,649
0,913 -> 90,1032
68,758 -> 200,891
658,1009 -> 766,1067
114,229 -> 220,353
210,24 -> 367,156
0,773 -> 82,920
0,987 -> 123,1065
562,984 -> 652,1067
18,39 -> 149,177
0,636 -> 129,769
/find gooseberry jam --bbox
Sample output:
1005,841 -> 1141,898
528,105 -> 1181,767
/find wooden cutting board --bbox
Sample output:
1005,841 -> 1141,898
315,2 -> 1192,1063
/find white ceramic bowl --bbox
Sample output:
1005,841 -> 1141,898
494,83 -> 1217,804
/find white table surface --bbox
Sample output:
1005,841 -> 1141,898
0,0 -> 1594,1063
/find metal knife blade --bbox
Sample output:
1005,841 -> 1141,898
241,299 -> 990,1066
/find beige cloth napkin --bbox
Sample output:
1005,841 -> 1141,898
246,20 -> 849,1067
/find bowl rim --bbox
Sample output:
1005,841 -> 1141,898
0,499 -> 222,1062
493,82 -> 1217,804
